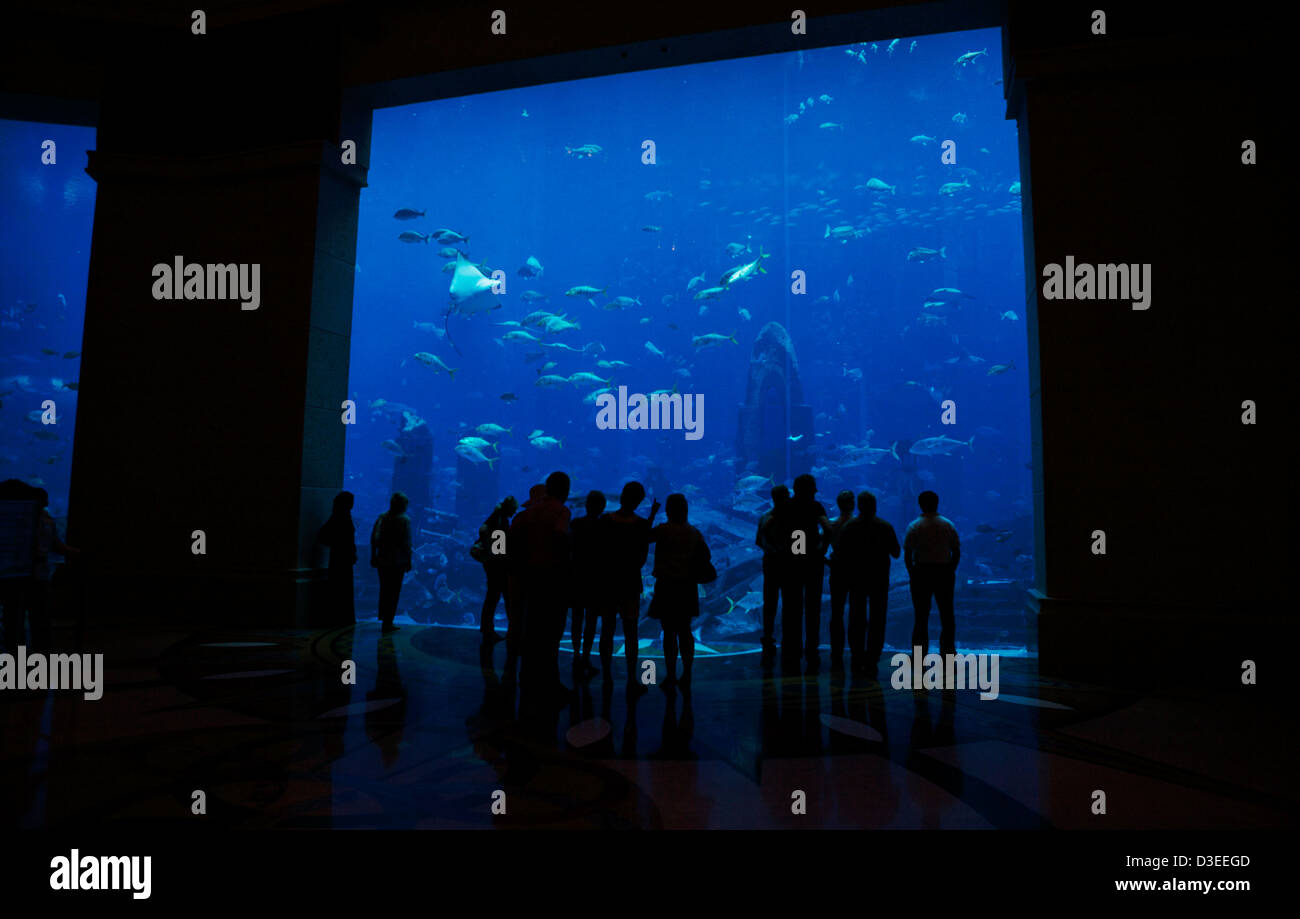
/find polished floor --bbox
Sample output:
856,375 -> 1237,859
2,616 -> 1294,829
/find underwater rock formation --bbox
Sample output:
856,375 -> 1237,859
392,421 -> 434,536
735,321 -> 814,481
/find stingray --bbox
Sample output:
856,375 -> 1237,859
444,252 -> 501,355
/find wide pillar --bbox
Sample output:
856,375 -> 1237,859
67,11 -> 368,626
1005,5 -> 1282,685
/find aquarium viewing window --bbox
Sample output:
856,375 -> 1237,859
0,118 -> 96,545
344,26 -> 1031,655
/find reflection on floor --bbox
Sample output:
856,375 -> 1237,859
1,618 -> 1294,829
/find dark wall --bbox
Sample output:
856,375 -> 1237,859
0,3 -> 1288,681
1008,4 -> 1286,684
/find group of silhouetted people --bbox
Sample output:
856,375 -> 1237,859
476,473 -> 713,703
315,472 -> 960,696
757,477 -> 960,677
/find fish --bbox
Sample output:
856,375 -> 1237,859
907,246 -> 947,262
641,225 -> 661,232
687,271 -> 708,290
431,228 -> 470,244
987,361 -> 1015,376
398,231 -> 428,243
596,360 -> 630,369
436,247 -> 461,259
645,190 -> 672,201
501,330 -> 542,343
528,435 -> 563,450
952,112 -> 967,124
541,316 -> 581,334
393,208 -> 425,220
564,144 -> 602,158
909,435 -> 975,456
500,393 -> 518,402
535,374 -> 569,387
738,308 -> 752,321
909,40 -> 917,52
568,372 -> 612,389
412,321 -> 446,335
1009,181 -> 1021,194
825,224 -> 863,242
517,256 -> 544,278
939,179 -> 971,196
692,332 -> 738,348
381,439 -> 407,456
694,287 -> 727,300
520,290 -> 549,302
783,114 -> 799,125
413,352 -> 457,376
735,475 -> 773,492
565,285 -> 606,298
724,242 -> 752,259
720,248 -> 770,286
910,134 -> 937,145
455,443 -> 497,469
887,38 -> 899,56
999,311 -> 1019,321
607,296 -> 642,309
818,94 -> 833,103
447,252 -> 500,313
859,178 -> 896,195
644,341 -> 665,358
787,434 -> 804,442
819,122 -> 845,131
458,436 -> 497,454
954,48 -> 987,66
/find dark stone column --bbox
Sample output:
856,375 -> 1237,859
1006,5 -> 1281,684
67,12 -> 369,627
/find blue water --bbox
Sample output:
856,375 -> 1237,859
347,28 -> 1031,645
0,119 -> 97,524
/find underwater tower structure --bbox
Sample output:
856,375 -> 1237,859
391,421 -> 434,536
736,321 -> 814,482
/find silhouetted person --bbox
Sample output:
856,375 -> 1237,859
836,491 -> 901,676
756,484 -> 790,667
21,489 -> 77,653
371,492 -> 413,633
477,495 -> 518,641
766,474 -> 831,673
648,493 -> 710,690
504,484 -> 545,682
570,490 -> 608,678
824,489 -> 856,671
510,471 -> 572,703
600,481 -> 660,694
904,490 -> 960,658
317,491 -> 357,626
